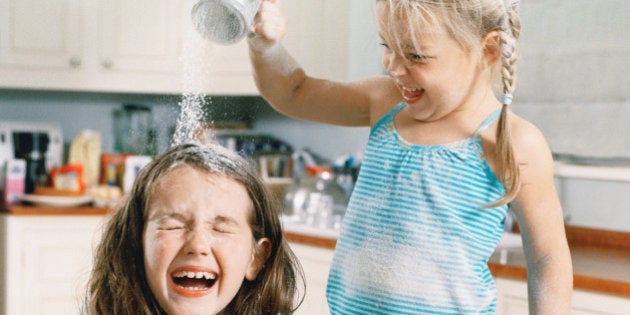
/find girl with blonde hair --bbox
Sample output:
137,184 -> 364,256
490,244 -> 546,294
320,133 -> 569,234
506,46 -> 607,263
248,0 -> 572,313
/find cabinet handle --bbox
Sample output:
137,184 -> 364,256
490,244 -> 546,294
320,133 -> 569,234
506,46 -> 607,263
101,59 -> 113,69
69,57 -> 82,68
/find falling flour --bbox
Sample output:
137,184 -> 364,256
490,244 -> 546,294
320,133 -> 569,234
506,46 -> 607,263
171,26 -> 220,146
172,92 -> 206,146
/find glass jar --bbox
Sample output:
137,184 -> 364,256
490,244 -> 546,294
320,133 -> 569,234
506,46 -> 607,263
113,104 -> 155,155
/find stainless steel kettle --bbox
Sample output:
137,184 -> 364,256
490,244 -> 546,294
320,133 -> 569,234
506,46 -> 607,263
282,150 -> 348,230
191,0 -> 263,44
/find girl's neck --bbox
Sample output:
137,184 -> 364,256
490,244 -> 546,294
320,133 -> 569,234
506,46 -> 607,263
395,90 -> 501,146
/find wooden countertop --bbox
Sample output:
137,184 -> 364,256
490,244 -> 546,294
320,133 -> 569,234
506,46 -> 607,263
4,205 -> 630,298
2,204 -> 110,216
287,226 -> 630,299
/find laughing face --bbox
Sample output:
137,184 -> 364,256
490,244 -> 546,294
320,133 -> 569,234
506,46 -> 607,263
377,3 -> 487,122
143,165 -> 270,315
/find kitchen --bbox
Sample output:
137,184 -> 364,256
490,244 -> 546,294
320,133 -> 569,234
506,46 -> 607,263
1,0 -> 630,314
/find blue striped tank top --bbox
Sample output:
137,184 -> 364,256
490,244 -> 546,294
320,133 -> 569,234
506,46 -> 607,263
326,103 -> 508,314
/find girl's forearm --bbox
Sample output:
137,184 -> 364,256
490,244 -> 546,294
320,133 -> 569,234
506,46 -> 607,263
527,249 -> 573,315
247,36 -> 307,116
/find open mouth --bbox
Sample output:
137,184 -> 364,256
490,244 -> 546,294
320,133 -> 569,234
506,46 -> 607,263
401,85 -> 424,102
172,270 -> 217,292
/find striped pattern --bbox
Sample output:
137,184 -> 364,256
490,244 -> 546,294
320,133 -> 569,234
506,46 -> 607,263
326,103 -> 508,314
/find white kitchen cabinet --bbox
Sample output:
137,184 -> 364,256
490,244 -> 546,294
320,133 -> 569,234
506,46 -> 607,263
281,0 -> 350,82
289,242 -> 335,315
0,214 -> 104,315
0,0 -> 83,70
98,0 -> 182,75
0,0 -> 185,94
0,0 -> 350,94
496,278 -> 630,315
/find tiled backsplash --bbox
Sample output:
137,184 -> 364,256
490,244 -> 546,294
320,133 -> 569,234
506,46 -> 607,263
517,0 -> 628,103
512,0 -> 629,159
514,102 -> 630,159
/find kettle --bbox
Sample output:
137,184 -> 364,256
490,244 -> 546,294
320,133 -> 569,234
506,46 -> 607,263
191,0 -> 263,44
283,164 -> 348,230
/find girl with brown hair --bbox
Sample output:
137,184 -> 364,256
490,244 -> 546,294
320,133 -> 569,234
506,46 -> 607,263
87,142 -> 303,314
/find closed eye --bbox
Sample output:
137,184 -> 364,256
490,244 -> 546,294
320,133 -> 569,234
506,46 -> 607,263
160,225 -> 185,231
154,215 -> 187,231
211,215 -> 239,234
212,223 -> 235,234
408,53 -> 429,62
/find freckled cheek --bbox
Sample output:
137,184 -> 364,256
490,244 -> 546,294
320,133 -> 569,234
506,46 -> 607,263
144,232 -> 180,268
213,238 -> 254,270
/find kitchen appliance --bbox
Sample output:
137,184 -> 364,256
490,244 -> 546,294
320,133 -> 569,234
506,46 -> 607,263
113,104 -> 155,155
282,150 -> 348,230
0,121 -> 64,193
191,0 -> 263,44
282,165 -> 348,230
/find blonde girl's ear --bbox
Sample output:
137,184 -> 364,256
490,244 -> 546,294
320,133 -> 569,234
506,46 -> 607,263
481,30 -> 501,67
245,238 -> 272,281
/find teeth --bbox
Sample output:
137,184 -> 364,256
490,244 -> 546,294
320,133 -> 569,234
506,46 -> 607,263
173,270 -> 216,280
402,86 -> 419,92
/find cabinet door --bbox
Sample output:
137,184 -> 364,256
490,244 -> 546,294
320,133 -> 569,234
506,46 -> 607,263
495,278 -> 529,315
0,0 -> 351,94
282,0 -> 350,82
572,289 -> 630,315
289,242 -> 335,315
177,0 -> 256,95
496,277 -> 630,315
0,0 -> 83,70
2,215 -> 103,315
98,0 -> 182,74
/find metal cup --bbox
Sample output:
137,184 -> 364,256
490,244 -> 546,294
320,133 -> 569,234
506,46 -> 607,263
191,0 -> 263,44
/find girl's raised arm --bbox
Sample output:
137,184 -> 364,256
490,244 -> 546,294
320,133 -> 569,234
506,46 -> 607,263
247,0 -> 395,127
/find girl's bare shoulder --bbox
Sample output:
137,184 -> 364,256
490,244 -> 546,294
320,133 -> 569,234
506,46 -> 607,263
352,75 -> 402,126
509,113 -> 554,168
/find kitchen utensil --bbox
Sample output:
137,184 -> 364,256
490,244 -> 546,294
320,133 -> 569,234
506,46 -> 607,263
191,0 -> 263,44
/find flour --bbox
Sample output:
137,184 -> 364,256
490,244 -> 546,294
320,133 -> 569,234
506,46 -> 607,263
172,27 -> 219,146
172,93 -> 206,146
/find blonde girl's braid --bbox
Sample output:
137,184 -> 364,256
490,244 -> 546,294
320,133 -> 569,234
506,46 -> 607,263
492,0 -> 522,207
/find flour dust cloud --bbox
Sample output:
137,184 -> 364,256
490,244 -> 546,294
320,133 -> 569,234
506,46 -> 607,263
172,26 -> 221,146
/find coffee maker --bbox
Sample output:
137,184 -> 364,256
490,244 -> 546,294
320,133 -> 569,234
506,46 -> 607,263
13,132 -> 50,193
0,121 -> 63,194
